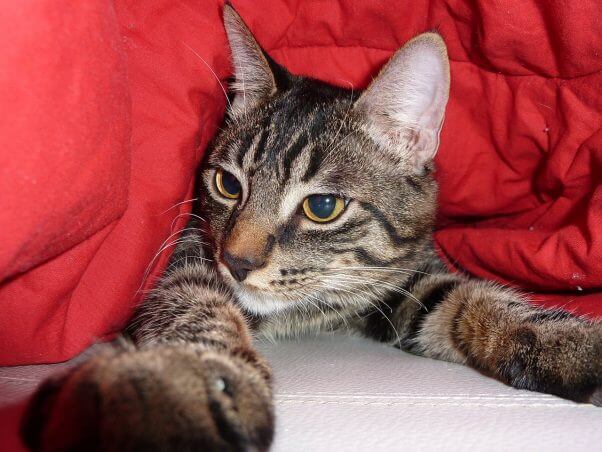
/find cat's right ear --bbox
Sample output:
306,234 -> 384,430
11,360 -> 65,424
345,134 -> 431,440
223,5 -> 284,117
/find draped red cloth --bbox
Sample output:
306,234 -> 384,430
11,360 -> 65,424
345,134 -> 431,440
1,1 -> 600,449
1,0 -> 600,368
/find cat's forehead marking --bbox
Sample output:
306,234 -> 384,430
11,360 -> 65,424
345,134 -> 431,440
249,100 -> 349,176
240,129 -> 264,170
211,80 -> 380,228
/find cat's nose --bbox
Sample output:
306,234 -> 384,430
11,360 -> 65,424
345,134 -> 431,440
223,251 -> 265,282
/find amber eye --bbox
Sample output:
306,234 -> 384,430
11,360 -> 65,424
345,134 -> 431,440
302,194 -> 345,223
215,169 -> 241,199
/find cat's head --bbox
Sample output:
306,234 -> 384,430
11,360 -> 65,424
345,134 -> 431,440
199,6 -> 449,316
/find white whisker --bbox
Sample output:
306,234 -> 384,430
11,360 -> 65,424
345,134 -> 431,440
135,227 -> 204,296
320,279 -> 402,347
325,272 -> 424,309
305,287 -> 350,330
160,198 -> 199,215
182,42 -> 232,111
327,266 -> 433,277
170,212 -> 206,234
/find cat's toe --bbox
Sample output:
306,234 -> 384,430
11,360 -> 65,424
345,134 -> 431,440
198,351 -> 274,450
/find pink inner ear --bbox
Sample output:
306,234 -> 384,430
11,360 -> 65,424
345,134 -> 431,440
353,34 -> 449,169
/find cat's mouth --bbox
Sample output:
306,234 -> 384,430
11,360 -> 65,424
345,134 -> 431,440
216,262 -> 292,315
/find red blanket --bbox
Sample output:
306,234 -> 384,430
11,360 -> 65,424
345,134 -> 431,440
1,0 -> 600,367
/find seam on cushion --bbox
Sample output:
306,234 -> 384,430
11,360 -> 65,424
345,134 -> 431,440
274,399 -> 582,408
269,44 -> 602,80
276,392 -> 553,399
276,394 -> 556,402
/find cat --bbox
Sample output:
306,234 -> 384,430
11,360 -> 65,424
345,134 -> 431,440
22,5 -> 601,452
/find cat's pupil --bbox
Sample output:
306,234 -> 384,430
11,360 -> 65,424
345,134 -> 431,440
222,171 -> 241,196
307,194 -> 336,219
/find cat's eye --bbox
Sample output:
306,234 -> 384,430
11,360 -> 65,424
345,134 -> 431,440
215,169 -> 241,199
302,194 -> 345,223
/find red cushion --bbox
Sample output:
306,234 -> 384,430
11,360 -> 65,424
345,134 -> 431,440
0,0 -> 600,368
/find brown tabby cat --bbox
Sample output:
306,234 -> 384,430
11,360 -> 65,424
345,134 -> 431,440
22,5 -> 601,451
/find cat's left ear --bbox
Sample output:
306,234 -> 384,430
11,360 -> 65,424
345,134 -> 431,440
223,5 -> 287,117
354,33 -> 450,173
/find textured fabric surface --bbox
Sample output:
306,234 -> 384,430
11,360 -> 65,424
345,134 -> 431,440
0,0 -> 228,365
260,335 -> 602,451
0,0 -> 600,367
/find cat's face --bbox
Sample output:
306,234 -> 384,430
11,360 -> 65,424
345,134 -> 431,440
199,7 -> 449,316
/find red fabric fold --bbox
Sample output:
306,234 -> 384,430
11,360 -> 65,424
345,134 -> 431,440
0,0 -> 600,368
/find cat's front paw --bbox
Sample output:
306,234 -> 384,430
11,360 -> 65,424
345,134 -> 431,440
498,324 -> 602,406
21,345 -> 274,451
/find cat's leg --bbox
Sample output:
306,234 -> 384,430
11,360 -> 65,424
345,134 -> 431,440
21,248 -> 273,451
364,273 -> 602,405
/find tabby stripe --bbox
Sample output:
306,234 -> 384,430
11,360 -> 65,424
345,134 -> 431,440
526,310 -> 575,323
322,246 -> 408,268
353,247 -> 407,267
406,279 -> 460,342
353,247 -> 386,266
300,110 -> 330,182
265,234 -> 276,254
224,207 -> 242,237
307,217 -> 371,242
400,268 -> 429,296
420,280 -> 460,314
301,147 -> 324,182
362,292 -> 404,343
449,294 -> 470,356
359,261 -> 432,344
236,129 -> 260,167
404,176 -> 424,193
306,108 -> 328,138
281,132 -> 309,181
197,337 -> 230,351
359,202 -> 417,246
253,125 -> 270,163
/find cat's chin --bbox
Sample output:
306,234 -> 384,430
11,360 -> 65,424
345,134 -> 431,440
234,287 -> 292,316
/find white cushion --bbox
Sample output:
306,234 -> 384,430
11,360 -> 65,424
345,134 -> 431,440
1,335 -> 600,450
259,334 -> 602,452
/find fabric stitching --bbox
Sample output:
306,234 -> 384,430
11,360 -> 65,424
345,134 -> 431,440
275,399 -> 587,408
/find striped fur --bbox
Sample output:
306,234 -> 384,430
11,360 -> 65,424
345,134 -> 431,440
22,5 -> 601,452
